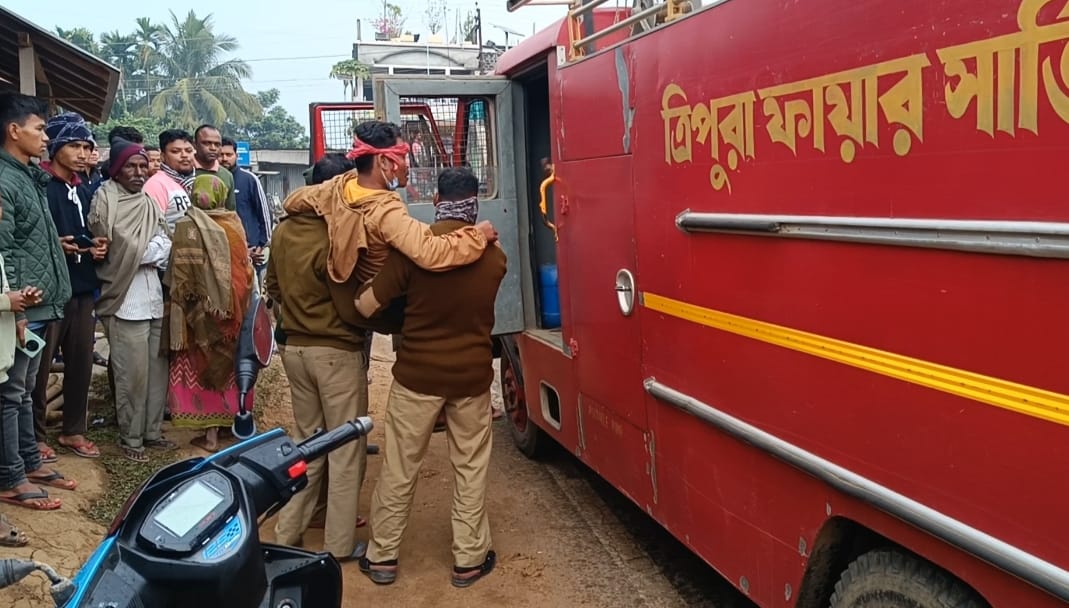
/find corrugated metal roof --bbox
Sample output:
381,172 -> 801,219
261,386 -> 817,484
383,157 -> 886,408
0,7 -> 119,123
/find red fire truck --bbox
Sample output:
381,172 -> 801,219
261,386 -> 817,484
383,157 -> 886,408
311,1 -> 1069,605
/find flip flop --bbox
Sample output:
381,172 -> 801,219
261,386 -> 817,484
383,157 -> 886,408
27,469 -> 77,491
0,489 -> 61,511
122,447 -> 149,463
0,514 -> 28,547
58,437 -> 100,459
146,438 -> 178,451
37,443 -> 58,464
451,550 -> 497,588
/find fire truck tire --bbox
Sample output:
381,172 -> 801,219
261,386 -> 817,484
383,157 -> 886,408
829,549 -> 987,608
500,348 -> 544,459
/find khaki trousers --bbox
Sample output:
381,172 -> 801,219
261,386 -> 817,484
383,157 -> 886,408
366,380 -> 493,568
274,345 -> 367,557
103,317 -> 168,450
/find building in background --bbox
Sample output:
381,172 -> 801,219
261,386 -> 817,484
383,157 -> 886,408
348,19 -> 518,102
250,149 -> 309,215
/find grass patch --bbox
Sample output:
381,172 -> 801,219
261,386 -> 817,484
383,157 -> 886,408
79,359 -> 287,525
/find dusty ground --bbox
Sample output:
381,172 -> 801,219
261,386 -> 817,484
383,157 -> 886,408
0,335 -> 753,608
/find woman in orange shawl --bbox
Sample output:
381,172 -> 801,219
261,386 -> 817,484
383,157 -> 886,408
165,174 -> 254,451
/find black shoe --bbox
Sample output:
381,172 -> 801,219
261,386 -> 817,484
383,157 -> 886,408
451,551 -> 496,588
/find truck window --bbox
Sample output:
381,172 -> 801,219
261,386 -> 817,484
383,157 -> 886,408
397,95 -> 498,204
310,97 -> 498,204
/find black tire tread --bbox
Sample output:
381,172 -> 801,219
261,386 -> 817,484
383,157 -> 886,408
829,549 -> 988,608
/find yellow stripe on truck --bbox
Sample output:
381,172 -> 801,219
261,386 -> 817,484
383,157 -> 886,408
641,291 -> 1069,427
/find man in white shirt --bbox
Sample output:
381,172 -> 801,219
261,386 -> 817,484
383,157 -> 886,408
87,140 -> 174,462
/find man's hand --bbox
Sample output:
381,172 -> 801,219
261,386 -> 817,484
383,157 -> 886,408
90,236 -> 109,261
59,235 -> 80,255
250,247 -> 266,265
5,285 -> 41,313
476,220 -> 499,244
16,319 -> 27,347
6,290 -> 26,312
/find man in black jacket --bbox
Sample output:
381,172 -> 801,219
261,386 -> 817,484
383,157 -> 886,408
32,112 -> 106,460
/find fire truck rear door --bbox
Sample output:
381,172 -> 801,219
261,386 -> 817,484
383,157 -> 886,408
373,75 -> 522,336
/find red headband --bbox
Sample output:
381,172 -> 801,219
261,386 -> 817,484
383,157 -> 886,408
346,136 -> 410,166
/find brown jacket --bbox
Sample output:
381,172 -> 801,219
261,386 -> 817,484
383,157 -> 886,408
356,220 -> 507,398
282,171 -> 488,284
264,214 -> 367,351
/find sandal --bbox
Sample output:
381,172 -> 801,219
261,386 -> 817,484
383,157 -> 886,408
0,514 -> 28,547
38,442 -> 58,464
358,556 -> 398,585
0,488 -> 61,511
27,468 -> 77,491
189,436 -> 219,453
451,550 -> 497,588
58,436 -> 100,459
145,438 -> 178,451
122,447 -> 149,463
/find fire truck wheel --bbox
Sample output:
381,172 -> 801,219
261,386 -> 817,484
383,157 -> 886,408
829,549 -> 988,608
500,349 -> 544,459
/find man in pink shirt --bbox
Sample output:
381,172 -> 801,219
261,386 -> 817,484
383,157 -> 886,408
142,129 -> 195,231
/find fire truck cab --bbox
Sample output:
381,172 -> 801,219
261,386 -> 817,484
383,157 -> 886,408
314,1 -> 1069,606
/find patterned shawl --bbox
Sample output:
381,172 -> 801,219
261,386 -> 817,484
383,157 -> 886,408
166,174 -> 253,390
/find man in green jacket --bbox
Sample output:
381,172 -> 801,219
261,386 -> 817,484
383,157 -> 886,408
0,93 -> 76,511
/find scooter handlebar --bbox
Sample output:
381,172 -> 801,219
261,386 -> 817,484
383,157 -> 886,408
296,416 -> 374,463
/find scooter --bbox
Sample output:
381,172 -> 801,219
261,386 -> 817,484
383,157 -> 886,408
0,291 -> 370,607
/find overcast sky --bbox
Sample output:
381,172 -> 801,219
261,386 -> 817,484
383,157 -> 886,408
7,0 -> 567,135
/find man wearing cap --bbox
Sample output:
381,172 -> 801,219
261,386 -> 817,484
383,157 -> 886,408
31,112 -> 107,460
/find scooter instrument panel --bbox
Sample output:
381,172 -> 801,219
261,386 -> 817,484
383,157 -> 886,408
137,470 -> 237,554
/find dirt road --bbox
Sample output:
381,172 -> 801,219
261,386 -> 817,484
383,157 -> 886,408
0,335 -> 754,607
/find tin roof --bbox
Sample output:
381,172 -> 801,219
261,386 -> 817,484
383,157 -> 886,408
0,7 -> 119,123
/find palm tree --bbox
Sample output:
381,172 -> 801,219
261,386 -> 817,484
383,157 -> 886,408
55,27 -> 100,56
130,18 -> 165,99
330,59 -> 371,100
99,31 -> 139,113
147,10 -> 261,130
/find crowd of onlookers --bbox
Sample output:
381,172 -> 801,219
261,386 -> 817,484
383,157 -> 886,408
0,91 -> 271,546
1,89 -> 507,589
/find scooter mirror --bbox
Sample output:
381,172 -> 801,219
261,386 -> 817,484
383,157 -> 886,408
233,290 -> 274,439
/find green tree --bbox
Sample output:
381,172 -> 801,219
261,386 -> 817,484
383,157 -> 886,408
225,89 -> 309,149
129,18 -> 165,101
147,10 -> 261,130
91,114 -> 171,146
329,58 -> 371,100
55,27 -> 100,55
98,31 -> 139,114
